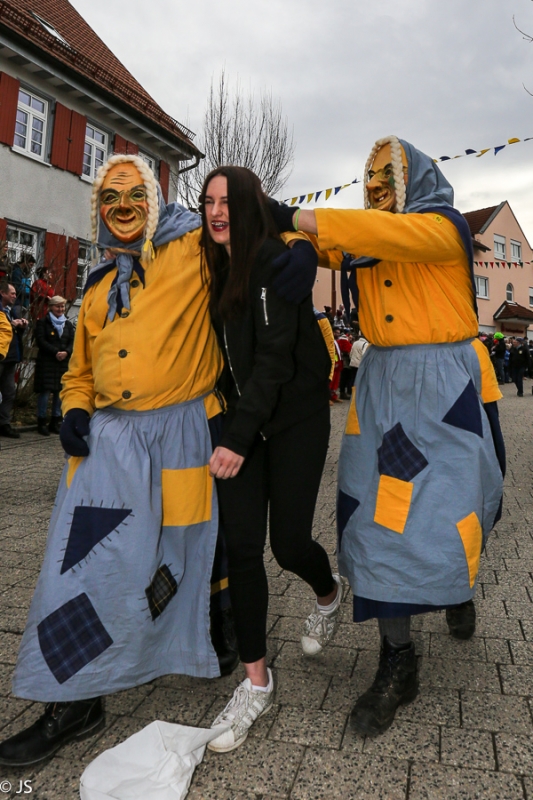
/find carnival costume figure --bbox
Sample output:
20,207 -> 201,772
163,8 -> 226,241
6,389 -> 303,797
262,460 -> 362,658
0,155 -> 239,767
270,136 -> 505,735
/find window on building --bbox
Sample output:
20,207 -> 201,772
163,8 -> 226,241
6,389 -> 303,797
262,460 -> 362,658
13,89 -> 48,160
529,287 -> 533,307
494,234 -> 506,261
506,283 -> 514,302
82,124 -> 107,180
475,275 -> 489,299
76,242 -> 91,301
5,225 -> 38,267
511,240 -> 522,261
139,151 -> 156,173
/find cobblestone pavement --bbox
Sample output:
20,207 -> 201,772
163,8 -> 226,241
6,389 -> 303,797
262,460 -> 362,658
0,382 -> 533,799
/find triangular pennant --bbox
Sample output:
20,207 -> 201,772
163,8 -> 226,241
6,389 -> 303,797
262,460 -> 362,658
325,188 -> 332,200
315,191 -> 322,202
465,149 -> 477,155
61,506 -> 132,573
352,178 -> 359,184
334,186 -> 342,195
290,197 -> 298,206
508,138 -> 520,144
439,156 -> 451,161
476,149 -> 490,157
494,145 -> 506,155
307,193 -> 313,203
298,195 -> 305,204
484,262 -> 488,267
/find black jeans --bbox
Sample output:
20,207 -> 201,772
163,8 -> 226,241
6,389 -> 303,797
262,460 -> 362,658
512,367 -> 525,395
217,405 -> 333,663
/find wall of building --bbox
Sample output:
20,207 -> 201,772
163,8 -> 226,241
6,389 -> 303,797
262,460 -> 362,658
313,266 -> 342,315
473,203 -> 533,334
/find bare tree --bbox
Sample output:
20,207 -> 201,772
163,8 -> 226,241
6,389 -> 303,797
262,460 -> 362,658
514,5 -> 533,96
176,70 -> 295,208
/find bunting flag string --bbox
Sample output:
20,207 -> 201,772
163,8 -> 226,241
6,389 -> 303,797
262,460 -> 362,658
474,260 -> 531,269
281,135 -> 533,206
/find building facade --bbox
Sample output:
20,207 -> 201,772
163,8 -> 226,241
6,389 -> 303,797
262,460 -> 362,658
466,202 -> 533,337
0,0 -> 201,304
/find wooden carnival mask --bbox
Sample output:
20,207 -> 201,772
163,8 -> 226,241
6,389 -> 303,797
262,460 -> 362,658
366,143 -> 408,213
99,163 -> 149,243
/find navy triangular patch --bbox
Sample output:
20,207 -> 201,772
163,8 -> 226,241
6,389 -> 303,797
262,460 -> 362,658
337,490 -> 360,551
61,506 -> 132,574
442,379 -> 483,438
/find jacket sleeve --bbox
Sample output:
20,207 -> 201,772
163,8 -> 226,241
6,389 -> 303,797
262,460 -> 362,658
35,319 -> 59,356
317,316 -> 335,379
0,311 -> 13,360
60,298 -> 96,415
219,256 -> 300,457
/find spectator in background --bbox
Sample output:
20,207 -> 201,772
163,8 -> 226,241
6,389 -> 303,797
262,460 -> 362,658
350,333 -> 370,381
11,255 -> 34,309
30,267 -> 55,321
330,327 -> 344,404
0,282 -> 28,438
338,328 -> 353,399
491,333 -> 506,385
509,337 -> 531,397
34,296 -> 74,435
324,305 -> 334,325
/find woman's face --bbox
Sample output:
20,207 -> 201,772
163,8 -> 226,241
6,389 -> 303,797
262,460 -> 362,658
51,303 -> 65,317
204,176 -> 230,251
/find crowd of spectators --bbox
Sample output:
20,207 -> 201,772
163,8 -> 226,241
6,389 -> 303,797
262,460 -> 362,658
479,331 -> 533,397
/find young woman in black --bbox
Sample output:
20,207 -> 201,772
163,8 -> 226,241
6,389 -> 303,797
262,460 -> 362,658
201,166 -> 343,752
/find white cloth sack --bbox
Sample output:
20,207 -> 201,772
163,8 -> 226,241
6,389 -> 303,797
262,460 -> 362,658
79,720 -> 228,800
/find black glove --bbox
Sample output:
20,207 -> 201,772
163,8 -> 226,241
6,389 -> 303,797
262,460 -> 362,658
60,408 -> 91,457
266,198 -> 299,234
272,240 -> 318,304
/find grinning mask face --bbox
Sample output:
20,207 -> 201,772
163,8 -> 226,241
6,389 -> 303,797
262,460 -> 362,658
99,163 -> 149,243
366,143 -> 408,213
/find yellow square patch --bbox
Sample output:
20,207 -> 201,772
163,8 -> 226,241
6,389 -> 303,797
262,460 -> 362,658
345,387 -> 361,435
374,475 -> 414,534
162,465 -> 213,527
456,511 -> 482,588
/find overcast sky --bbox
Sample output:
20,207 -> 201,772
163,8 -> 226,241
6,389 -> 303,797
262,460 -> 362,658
71,0 -> 533,239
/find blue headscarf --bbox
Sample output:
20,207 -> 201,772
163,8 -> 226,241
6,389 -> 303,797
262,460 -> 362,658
85,188 -> 201,320
342,138 -> 475,317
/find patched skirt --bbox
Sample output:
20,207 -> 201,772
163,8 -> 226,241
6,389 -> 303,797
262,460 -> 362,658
13,397 -> 220,701
337,339 -> 503,610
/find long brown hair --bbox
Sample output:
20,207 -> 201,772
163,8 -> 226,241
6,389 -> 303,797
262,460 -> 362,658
199,166 -> 279,320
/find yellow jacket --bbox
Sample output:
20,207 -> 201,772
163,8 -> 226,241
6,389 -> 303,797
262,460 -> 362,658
313,209 -> 501,403
61,230 -> 223,417
0,309 -> 13,360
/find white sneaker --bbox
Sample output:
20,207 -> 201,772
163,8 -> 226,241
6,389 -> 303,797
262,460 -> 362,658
301,574 -> 345,656
208,668 -> 274,753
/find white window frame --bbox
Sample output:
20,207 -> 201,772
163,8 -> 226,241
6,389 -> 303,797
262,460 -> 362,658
82,123 -> 108,182
529,287 -> 533,308
75,241 -> 91,303
5,224 -> 38,269
506,283 -> 514,303
474,275 -> 489,299
494,234 -> 506,261
139,151 -> 157,174
511,240 -> 522,261
13,88 -> 48,162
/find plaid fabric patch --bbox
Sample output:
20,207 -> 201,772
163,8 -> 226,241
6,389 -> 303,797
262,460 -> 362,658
37,593 -> 113,684
377,423 -> 428,482
145,565 -> 178,621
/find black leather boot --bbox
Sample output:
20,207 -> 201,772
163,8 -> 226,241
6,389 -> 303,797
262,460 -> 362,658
350,637 -> 418,736
48,416 -> 63,434
446,599 -> 476,640
210,607 -> 240,676
37,418 -> 50,436
0,697 -> 104,766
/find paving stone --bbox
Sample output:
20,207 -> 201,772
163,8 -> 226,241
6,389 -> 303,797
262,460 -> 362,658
357,720 -> 439,762
484,637 -> 513,664
0,630 -> 22,664
321,664 -> 376,713
509,640 -> 533,664
473,616 -> 523,639
395,689 -> 460,727
273,667 -> 331,708
418,657 -> 501,692
461,691 -> 533,733
429,633 -> 487,662
495,732 -> 533,775
483,583 -> 531,602
131,686 -> 216,726
23,759 -> 82,800
500,664 -> 533,695
192,739 -> 305,796
269,706 -> 346,748
409,762 -> 524,799
272,640 -> 357,677
440,727 -> 496,771
290,750 -> 408,799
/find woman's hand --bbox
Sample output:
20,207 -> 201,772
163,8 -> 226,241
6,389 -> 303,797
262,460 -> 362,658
209,446 -> 244,479
56,351 -> 68,361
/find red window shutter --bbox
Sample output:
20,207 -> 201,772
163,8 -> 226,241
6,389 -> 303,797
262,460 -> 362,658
114,134 -> 127,154
50,103 -> 72,170
44,232 -> 68,295
126,141 -> 139,155
0,218 -> 7,242
64,238 -> 79,300
159,161 -> 170,202
67,111 -> 86,175
0,72 -> 20,146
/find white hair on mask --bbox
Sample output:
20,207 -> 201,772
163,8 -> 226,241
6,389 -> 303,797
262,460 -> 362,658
363,135 -> 406,213
90,153 -> 160,262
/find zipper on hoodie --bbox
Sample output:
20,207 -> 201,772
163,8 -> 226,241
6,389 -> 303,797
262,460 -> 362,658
260,288 -> 269,325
